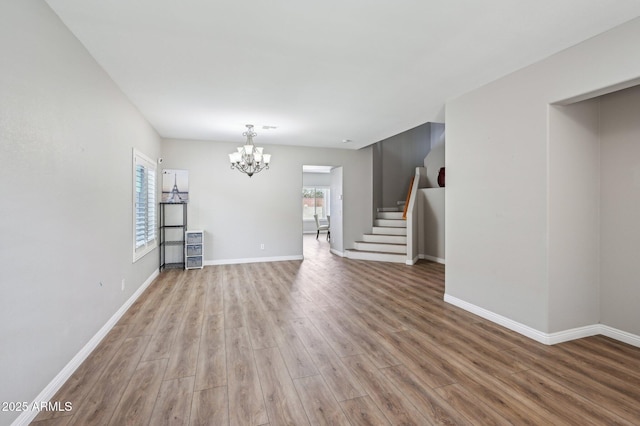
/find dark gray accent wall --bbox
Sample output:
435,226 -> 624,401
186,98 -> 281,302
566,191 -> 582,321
374,123 -> 432,208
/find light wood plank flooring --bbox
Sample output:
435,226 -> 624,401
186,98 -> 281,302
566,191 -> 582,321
33,235 -> 640,425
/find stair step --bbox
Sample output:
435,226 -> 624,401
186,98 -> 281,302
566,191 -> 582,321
377,211 -> 404,220
354,241 -> 406,254
362,234 -> 407,244
377,207 -> 401,212
374,219 -> 406,228
344,249 -> 406,263
372,226 -> 407,236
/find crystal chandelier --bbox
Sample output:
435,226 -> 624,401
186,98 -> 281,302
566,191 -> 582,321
228,124 -> 271,177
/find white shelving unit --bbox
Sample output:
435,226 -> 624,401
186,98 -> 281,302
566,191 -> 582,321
185,230 -> 204,269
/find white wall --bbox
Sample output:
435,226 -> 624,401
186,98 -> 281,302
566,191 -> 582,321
0,2 -> 161,424
600,85 -> 640,336
303,171 -> 332,187
160,139 -> 372,263
329,166 -> 345,255
446,17 -> 640,334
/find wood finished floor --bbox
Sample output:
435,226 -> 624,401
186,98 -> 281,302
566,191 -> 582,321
33,235 -> 640,425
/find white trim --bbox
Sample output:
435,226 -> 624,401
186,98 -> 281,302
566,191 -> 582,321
444,294 -> 553,344
132,148 -> 158,262
330,248 -> 345,257
205,255 -> 304,266
419,254 -> 445,264
600,325 -> 640,348
444,293 -> 640,348
552,76 -> 640,105
11,269 -> 159,426
545,325 -> 601,345
406,255 -> 419,265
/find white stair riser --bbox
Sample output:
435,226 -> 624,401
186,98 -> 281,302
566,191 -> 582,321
372,227 -> 407,236
350,206 -> 409,263
374,219 -> 406,228
362,234 -> 407,244
354,242 -> 406,254
377,212 -> 404,220
345,250 -> 406,263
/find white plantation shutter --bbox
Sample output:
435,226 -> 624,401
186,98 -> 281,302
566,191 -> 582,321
147,167 -> 156,244
133,149 -> 157,261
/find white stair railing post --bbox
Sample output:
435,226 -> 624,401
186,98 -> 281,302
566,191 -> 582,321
406,167 -> 426,265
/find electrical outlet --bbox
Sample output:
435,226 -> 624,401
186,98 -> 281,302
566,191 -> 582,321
260,243 -> 265,250
121,279 -> 125,291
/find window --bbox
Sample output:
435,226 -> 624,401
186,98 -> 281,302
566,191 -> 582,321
302,187 -> 330,221
133,149 -> 157,261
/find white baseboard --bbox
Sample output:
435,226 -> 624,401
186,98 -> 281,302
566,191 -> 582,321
444,293 -> 639,348
330,248 -> 345,257
444,294 -> 554,344
419,254 -> 445,264
600,325 -> 640,348
406,255 -> 419,265
12,269 -> 159,426
205,255 -> 303,266
545,324 -> 601,345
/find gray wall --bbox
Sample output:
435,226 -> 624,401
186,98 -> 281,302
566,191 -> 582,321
425,123 -> 445,188
377,123 -> 431,207
419,123 -> 446,262
372,143 -> 383,220
600,85 -> 640,335
418,189 -> 445,262
160,139 -> 372,262
548,100 -> 601,332
0,2 -> 161,424
446,16 -> 640,335
547,86 -> 640,335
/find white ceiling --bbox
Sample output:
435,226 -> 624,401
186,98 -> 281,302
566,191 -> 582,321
45,0 -> 640,150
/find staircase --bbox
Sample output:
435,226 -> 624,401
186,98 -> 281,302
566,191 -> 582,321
345,203 -> 407,263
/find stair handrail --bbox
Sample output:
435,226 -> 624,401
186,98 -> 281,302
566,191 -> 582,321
402,176 -> 415,220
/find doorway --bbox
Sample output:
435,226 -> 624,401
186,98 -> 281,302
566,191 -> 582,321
302,165 -> 343,258
548,84 -> 640,335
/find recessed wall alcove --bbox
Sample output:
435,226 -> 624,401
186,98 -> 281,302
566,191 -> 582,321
548,83 -> 640,336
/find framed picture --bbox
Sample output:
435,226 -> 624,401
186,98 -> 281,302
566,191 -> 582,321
162,169 -> 189,203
